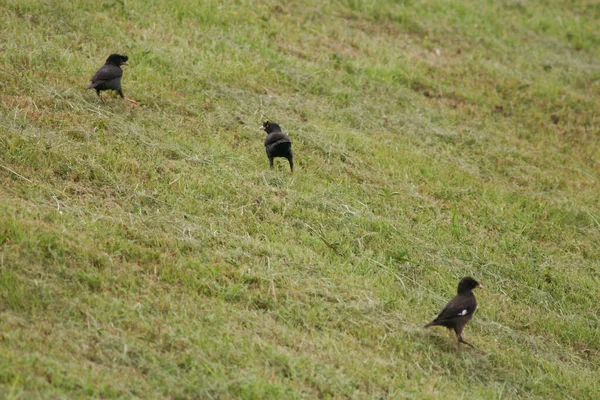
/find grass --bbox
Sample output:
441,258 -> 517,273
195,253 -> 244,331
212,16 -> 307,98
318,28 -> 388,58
0,0 -> 599,398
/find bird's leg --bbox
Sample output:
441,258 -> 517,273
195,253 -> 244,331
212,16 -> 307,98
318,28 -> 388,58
125,98 -> 140,107
118,88 -> 139,106
269,158 -> 274,169
458,335 -> 476,350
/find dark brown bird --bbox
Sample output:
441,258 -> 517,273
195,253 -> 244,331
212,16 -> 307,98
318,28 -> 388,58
262,121 -> 293,173
424,276 -> 482,350
88,54 -> 138,105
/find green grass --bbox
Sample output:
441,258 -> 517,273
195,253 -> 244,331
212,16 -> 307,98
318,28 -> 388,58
1,0 -> 599,398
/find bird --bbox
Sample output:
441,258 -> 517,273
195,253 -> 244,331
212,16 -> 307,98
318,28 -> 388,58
87,54 -> 138,105
424,276 -> 482,351
262,121 -> 293,173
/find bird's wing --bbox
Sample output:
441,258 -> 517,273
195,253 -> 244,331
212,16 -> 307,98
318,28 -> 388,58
434,294 -> 476,322
264,131 -> 291,146
91,64 -> 122,83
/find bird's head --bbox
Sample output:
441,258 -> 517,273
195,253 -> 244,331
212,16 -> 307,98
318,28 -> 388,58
262,121 -> 281,134
457,276 -> 482,294
106,54 -> 129,66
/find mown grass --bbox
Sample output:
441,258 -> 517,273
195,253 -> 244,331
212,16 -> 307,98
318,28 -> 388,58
1,0 -> 599,398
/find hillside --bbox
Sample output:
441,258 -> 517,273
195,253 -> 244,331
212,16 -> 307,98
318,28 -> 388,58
1,0 -> 599,398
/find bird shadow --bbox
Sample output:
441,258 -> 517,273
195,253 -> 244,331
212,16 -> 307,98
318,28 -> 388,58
421,329 -> 485,355
395,328 -> 504,389
423,332 -> 462,353
398,325 -> 461,354
260,171 -> 292,188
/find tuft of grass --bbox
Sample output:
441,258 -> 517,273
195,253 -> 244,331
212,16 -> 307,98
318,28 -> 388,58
1,0 -> 599,397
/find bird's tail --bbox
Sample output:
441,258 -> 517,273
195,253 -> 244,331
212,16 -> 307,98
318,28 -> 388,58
273,140 -> 292,149
424,321 -> 436,328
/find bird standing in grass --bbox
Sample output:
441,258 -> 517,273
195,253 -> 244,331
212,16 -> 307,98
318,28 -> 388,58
88,54 -> 138,105
424,276 -> 482,351
262,121 -> 293,173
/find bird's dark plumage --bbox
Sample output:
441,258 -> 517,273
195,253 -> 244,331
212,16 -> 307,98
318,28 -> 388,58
424,276 -> 482,350
262,121 -> 293,173
87,54 -> 129,100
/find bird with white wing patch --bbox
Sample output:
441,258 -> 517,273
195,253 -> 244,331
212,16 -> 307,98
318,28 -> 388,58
424,276 -> 482,351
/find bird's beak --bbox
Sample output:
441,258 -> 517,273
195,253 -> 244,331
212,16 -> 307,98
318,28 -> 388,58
122,62 -> 129,66
477,283 -> 484,289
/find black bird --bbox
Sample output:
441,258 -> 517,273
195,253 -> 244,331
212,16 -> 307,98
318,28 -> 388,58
88,54 -> 137,104
424,276 -> 482,350
262,121 -> 293,173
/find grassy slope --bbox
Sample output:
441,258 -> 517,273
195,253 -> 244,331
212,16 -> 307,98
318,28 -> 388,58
1,0 -> 599,398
